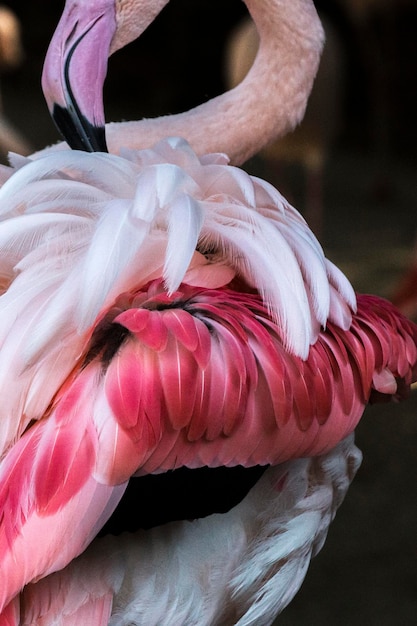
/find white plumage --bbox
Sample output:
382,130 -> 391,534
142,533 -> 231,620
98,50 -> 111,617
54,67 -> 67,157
19,435 -> 361,626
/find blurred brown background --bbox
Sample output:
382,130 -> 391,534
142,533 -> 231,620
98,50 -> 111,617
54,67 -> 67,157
1,1 -> 417,624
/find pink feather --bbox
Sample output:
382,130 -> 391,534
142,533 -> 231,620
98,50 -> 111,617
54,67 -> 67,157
0,140 -> 414,619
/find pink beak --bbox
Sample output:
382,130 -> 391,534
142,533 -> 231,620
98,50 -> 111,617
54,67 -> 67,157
42,1 -> 117,152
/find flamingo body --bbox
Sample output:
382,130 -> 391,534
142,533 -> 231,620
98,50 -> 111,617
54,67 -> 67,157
0,139 -> 415,617
17,435 -> 361,626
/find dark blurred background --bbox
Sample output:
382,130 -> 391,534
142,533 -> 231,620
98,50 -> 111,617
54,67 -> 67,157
1,1 -> 417,624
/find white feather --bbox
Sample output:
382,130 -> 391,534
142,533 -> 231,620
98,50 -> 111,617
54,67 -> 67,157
77,199 -> 150,328
199,163 -> 257,208
326,258 -> 357,312
163,193 -> 204,293
132,163 -> 199,221
0,138 -> 356,456
201,203 -> 314,356
18,435 -> 361,625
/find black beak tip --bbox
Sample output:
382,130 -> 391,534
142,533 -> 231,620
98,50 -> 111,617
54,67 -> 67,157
52,104 -> 108,153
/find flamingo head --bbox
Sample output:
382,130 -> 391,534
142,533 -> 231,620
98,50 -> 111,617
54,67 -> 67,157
41,0 -> 169,152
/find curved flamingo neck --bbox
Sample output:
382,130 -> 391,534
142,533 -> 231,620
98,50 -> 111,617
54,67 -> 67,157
106,0 -> 324,165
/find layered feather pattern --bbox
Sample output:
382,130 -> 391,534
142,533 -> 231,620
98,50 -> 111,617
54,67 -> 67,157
0,137 -> 354,457
16,435 -> 361,626
0,138 -> 415,616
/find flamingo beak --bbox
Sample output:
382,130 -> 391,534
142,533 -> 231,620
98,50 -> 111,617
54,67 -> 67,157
42,3 -> 117,152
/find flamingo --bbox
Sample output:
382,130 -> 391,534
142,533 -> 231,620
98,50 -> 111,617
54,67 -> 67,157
16,435 -> 362,625
0,0 -> 415,623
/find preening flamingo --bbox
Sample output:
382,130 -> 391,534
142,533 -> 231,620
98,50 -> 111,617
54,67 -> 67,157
0,0 -> 415,623
0,136 -> 376,624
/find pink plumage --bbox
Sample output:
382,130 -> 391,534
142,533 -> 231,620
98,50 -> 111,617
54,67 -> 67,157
0,138 -> 415,622
0,0 -> 415,622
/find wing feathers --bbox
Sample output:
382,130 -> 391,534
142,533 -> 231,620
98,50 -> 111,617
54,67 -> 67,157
90,286 -> 417,472
0,139 -> 415,614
